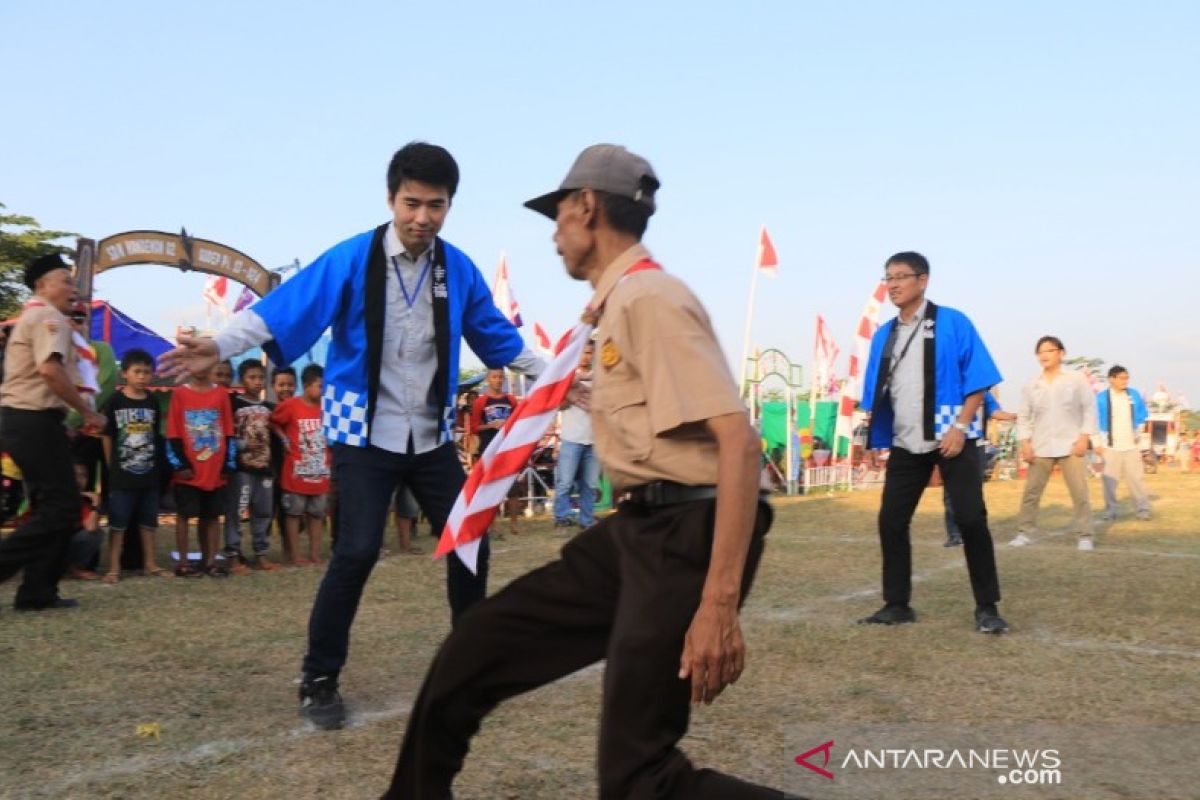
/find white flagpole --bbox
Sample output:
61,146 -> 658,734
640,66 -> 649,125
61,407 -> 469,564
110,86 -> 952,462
738,244 -> 762,400
809,316 -> 819,445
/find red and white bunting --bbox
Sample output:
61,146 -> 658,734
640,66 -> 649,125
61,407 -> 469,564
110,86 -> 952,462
202,275 -> 228,307
834,280 -> 888,457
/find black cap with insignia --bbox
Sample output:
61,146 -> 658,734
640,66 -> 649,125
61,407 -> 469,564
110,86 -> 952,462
24,253 -> 70,289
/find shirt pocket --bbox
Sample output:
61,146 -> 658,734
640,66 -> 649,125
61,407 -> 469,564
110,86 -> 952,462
596,377 -> 652,463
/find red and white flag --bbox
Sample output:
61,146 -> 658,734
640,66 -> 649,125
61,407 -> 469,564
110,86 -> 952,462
435,322 -> 591,572
532,322 -> 553,359
492,252 -> 523,328
835,280 -> 888,458
756,226 -> 779,278
202,275 -> 228,307
813,314 -> 841,398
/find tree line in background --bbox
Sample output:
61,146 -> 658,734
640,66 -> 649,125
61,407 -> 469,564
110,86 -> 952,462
0,202 -> 77,318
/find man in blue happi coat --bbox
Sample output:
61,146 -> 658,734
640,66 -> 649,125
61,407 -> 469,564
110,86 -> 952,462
858,251 -> 1009,634
162,142 -> 543,729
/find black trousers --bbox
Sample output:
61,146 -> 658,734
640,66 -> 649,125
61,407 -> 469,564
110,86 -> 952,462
878,445 -> 1001,607
0,408 -> 80,607
303,442 -> 486,678
385,499 -> 785,800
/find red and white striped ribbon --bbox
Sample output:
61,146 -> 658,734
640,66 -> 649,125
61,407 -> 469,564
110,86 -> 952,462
434,322 -> 593,572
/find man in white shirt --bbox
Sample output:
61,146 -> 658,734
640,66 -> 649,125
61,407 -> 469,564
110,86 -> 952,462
553,340 -> 599,531
1010,336 -> 1098,551
1094,365 -> 1151,521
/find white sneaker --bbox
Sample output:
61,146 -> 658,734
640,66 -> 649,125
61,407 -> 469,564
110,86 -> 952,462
1078,539 -> 1095,552
1008,533 -> 1033,548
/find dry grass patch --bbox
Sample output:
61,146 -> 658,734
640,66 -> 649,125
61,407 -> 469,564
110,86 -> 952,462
1,471 -> 1197,798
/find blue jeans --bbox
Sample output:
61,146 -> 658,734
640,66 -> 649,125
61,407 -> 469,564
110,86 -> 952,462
303,442 -> 489,679
553,441 -> 600,526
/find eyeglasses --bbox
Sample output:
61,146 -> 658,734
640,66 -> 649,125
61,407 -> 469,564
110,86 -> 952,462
883,273 -> 920,284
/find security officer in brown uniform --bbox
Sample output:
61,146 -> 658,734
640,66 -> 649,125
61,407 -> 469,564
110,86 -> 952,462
386,146 -> 799,799
0,254 -> 106,611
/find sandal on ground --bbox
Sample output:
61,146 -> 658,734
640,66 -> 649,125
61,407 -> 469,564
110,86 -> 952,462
102,572 -> 120,585
143,567 -> 173,578
175,564 -> 202,578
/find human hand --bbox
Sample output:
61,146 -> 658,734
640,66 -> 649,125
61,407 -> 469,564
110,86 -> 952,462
158,334 -> 220,383
567,378 -> 591,412
939,426 -> 966,458
678,599 -> 745,706
867,449 -> 882,470
1071,439 -> 1088,458
1020,442 -> 1035,463
175,468 -> 195,481
82,409 -> 107,432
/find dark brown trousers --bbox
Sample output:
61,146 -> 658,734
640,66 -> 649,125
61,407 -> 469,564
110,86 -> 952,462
384,498 -> 784,800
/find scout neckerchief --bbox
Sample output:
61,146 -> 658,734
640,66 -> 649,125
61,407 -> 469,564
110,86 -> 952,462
439,256 -> 661,572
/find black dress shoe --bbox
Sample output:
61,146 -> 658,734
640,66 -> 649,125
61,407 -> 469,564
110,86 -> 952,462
857,604 -> 917,625
14,597 -> 80,612
975,604 -> 1009,634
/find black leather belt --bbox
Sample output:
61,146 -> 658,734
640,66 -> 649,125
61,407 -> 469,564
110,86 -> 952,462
621,481 -> 718,507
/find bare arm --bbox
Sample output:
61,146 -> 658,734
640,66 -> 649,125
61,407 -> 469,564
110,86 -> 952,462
678,411 -> 761,705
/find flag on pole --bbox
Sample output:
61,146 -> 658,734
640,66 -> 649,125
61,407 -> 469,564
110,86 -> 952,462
492,252 -> 523,328
756,226 -> 779,278
813,314 -> 840,397
835,280 -> 888,459
232,286 -> 255,313
532,322 -> 553,359
202,275 -> 228,307
435,322 -> 592,572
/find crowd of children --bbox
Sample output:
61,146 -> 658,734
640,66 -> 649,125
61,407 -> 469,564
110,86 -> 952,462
14,349 -> 339,583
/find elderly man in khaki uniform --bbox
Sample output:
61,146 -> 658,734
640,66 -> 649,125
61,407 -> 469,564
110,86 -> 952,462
0,254 -> 105,611
386,146 -> 797,799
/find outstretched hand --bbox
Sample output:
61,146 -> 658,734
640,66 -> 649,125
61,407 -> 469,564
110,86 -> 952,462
158,334 -> 220,383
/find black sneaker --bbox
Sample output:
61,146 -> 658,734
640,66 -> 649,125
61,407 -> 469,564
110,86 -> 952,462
299,675 -> 346,730
14,597 -> 81,612
975,604 -> 1009,634
857,604 -> 916,625
943,534 -> 962,547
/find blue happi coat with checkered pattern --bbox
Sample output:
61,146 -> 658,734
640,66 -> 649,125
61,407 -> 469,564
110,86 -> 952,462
860,301 -> 1001,450
251,227 -> 524,448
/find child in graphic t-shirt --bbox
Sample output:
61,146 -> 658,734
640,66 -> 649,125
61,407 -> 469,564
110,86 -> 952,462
99,348 -> 169,582
223,358 -> 279,573
470,368 -> 522,537
166,364 -> 236,576
271,364 -> 330,566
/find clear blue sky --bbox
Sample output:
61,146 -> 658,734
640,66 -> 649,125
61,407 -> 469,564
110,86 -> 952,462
4,1 -> 1197,406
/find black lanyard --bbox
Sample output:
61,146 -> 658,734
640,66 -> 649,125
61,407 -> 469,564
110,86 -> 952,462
881,316 -> 923,398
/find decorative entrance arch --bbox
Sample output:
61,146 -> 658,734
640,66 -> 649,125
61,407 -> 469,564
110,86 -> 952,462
73,228 -> 280,304
743,348 -> 804,494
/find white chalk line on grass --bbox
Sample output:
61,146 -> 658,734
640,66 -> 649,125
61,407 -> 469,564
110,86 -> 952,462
28,697 -> 415,797
24,530 -> 1196,794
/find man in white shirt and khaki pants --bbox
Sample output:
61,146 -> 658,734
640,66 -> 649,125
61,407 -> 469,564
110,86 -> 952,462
1011,335 -> 1099,551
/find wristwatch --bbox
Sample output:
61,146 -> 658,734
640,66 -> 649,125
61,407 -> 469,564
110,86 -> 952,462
952,421 -> 969,433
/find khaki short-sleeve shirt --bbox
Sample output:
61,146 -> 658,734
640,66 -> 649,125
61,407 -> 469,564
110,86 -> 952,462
0,303 -> 75,411
588,244 -> 746,492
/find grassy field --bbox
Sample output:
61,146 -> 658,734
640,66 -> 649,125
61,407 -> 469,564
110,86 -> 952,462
1,470 -> 1197,799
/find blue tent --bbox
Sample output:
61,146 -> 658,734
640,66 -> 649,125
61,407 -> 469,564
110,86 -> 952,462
89,300 -> 173,362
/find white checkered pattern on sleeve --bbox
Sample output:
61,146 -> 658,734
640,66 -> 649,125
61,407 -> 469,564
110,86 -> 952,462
934,404 -> 984,440
322,383 -> 369,446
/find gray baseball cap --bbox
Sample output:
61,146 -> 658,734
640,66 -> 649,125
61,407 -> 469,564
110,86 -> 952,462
524,144 -> 659,220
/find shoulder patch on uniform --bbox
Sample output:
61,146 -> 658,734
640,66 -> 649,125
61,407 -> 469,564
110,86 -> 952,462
600,338 -> 621,370
44,319 -> 60,333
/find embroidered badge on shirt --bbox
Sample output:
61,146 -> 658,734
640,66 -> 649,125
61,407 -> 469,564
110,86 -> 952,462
600,338 -> 621,369
45,319 -> 60,333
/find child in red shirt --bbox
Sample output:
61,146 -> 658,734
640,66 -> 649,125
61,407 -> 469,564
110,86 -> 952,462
166,366 -> 235,576
470,368 -> 522,537
271,364 -> 330,566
